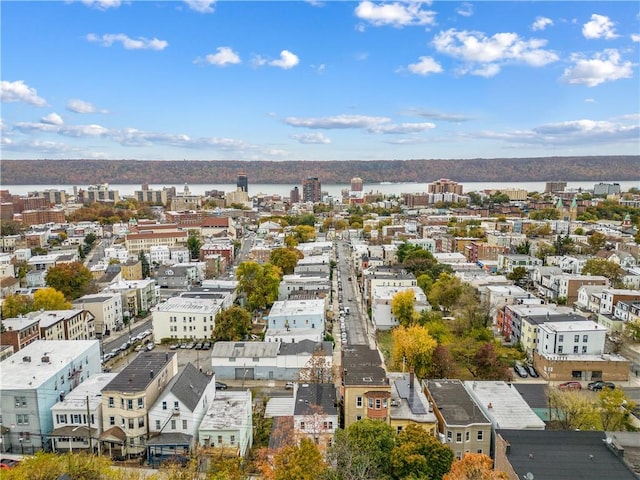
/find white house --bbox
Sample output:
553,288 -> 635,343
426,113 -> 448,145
152,296 -> 221,343
371,286 -> 431,330
537,320 -> 606,356
148,246 -> 171,266
267,299 -> 326,332
198,390 -> 253,457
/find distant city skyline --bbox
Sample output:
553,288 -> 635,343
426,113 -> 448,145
1,1 -> 639,161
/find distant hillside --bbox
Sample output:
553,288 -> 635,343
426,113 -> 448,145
2,156 -> 639,185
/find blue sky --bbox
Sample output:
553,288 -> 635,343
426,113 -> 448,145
1,1 -> 639,161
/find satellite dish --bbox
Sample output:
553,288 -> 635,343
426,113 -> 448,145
524,473 -> 534,480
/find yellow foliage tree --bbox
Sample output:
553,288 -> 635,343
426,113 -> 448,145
444,453 -> 508,480
33,287 -> 72,311
392,324 -> 437,378
391,289 -> 419,327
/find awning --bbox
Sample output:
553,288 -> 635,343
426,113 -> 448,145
99,426 -> 126,444
50,425 -> 98,438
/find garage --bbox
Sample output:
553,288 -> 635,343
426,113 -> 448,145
235,367 -> 255,380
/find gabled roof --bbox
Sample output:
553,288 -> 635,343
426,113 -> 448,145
166,363 -> 212,412
293,383 -> 338,416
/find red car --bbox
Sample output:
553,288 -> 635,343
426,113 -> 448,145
558,381 -> 582,391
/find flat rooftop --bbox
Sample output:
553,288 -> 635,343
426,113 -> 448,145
268,299 -> 326,317
155,296 -> 220,313
424,379 -> 491,426
200,390 -> 251,430
54,373 -> 118,411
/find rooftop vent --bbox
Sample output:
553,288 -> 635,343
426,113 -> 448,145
41,355 -> 50,363
23,356 -> 31,363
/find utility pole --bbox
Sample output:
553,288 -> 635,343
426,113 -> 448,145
86,395 -> 93,453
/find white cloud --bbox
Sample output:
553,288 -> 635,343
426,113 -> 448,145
201,47 -> 241,66
582,14 -> 618,39
561,49 -> 633,87
86,33 -> 168,50
532,16 -> 553,31
284,114 -> 390,129
432,28 -> 559,73
354,1 -> 436,28
67,99 -> 107,114
1,80 -> 48,106
456,3 -> 473,17
305,0 -> 324,6
406,56 -> 443,75
584,98 -> 596,103
367,122 -> 435,134
468,63 -> 501,78
269,50 -> 299,69
79,0 -> 121,10
41,113 -> 64,125
184,0 -> 215,13
631,33 -> 640,43
290,132 -> 331,144
409,109 -> 471,122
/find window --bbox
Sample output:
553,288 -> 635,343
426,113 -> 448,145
583,335 -> 588,342
356,416 -> 362,421
15,396 -> 27,408
217,435 -> 223,445
558,346 -> 563,353
465,431 -> 470,442
573,346 -> 579,354
155,420 -> 161,430
356,396 -> 363,408
368,398 -> 373,408
456,432 -> 462,443
558,335 -> 564,342
57,414 -> 67,424
171,419 -> 176,430
109,416 -> 115,426
375,399 -> 381,409
128,419 -> 134,429
174,401 -> 179,409
456,452 -> 462,460
182,420 -> 187,429
230,435 -> 235,444
16,414 -> 29,426
129,438 -> 135,447
397,426 -> 403,434
138,398 -> 144,409
300,422 -> 306,430
447,431 -> 452,442
582,345 -> 587,354
19,432 -> 31,442
477,431 -> 483,441
574,335 -> 579,342
477,449 -> 483,454
323,421 -> 333,430
162,401 -> 167,410
120,398 -> 124,408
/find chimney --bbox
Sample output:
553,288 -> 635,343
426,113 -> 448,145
409,367 -> 414,389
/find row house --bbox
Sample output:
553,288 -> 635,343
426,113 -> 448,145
363,267 -> 417,308
50,373 -> 117,453
293,383 -> 338,453
100,352 -> 178,458
294,254 -> 331,276
35,309 -> 95,341
0,340 -> 101,453
485,232 -> 528,250
423,379 -> 492,460
73,293 -> 123,337
200,216 -> 237,240
125,231 -> 188,256
152,296 -> 221,343
0,315 -> 41,352
539,274 -> 609,304
200,242 -> 234,265
595,288 -> 640,332
147,363 -> 216,466
387,372 -> 437,437
614,300 -> 640,323
155,264 -> 200,289
497,254 -> 543,274
497,303 -> 574,348
198,389 -> 253,457
266,299 -> 326,343
537,320 -> 606,356
556,254 -> 590,274
104,279 -> 159,317
485,285 -> 538,323
0,253 -> 16,277
464,241 -> 510,264
277,273 -> 330,301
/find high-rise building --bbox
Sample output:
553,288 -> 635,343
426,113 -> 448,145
544,181 -> 567,193
427,178 -> 463,195
237,172 -> 248,193
302,177 -> 321,203
290,186 -> 300,204
350,177 -> 363,192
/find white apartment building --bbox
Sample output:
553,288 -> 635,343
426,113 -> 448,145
104,246 -> 130,263
537,320 -> 606,356
372,286 -> 431,330
73,293 -> 123,337
148,246 -> 172,265
152,296 -> 222,343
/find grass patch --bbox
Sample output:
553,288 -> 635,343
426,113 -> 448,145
376,330 -> 394,369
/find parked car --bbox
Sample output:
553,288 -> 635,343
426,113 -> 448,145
588,381 -> 615,391
202,342 -> 211,350
513,363 -> 528,378
285,382 -> 295,390
215,382 -> 228,390
146,343 -> 155,351
526,365 -> 539,378
558,381 -> 582,391
194,343 -> 203,350
169,344 -> 179,350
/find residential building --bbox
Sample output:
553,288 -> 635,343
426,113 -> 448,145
21,208 -> 66,227
104,279 -> 159,316
99,352 -> 178,458
293,383 -> 338,452
342,346 -> 391,429
539,273 -> 609,304
423,379 -> 492,460
120,260 -> 143,281
267,299 -> 326,332
371,286 -> 431,330
152,296 -> 221,343
302,177 -> 321,203
50,373 -> 117,453
497,254 -> 543,274
0,315 -> 41,352
537,320 -> 606,356
517,311 -> 589,358
494,430 -> 638,480
35,309 -> 95,341
79,184 -> 120,205
198,389 -> 253,457
73,293 -> 123,337
237,172 -> 248,193
427,178 -> 463,195
387,372 -> 437,436
0,340 -> 101,453
147,363 -> 216,467
125,231 -> 188,256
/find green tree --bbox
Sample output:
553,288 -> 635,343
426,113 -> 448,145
345,419 -> 396,478
597,388 -> 637,431
186,231 -> 202,260
84,232 -> 97,247
390,424 -> 454,480
0,220 -> 24,236
273,437 -> 327,480
547,389 -> 600,430
33,287 -> 72,311
397,242 -> 423,263
298,213 -> 317,226
428,273 -> 463,314
293,225 -> 316,243
391,290 -> 418,327
45,261 -> 93,300
212,306 -> 252,341
139,250 -> 151,278
581,258 -> 625,287
392,325 -> 438,379
2,293 -> 35,318
507,266 -> 528,286
417,273 -> 434,295
236,261 -> 282,311
270,247 -> 303,275
586,231 -> 607,254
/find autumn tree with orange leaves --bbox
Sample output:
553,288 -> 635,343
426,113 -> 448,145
444,453 -> 508,480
